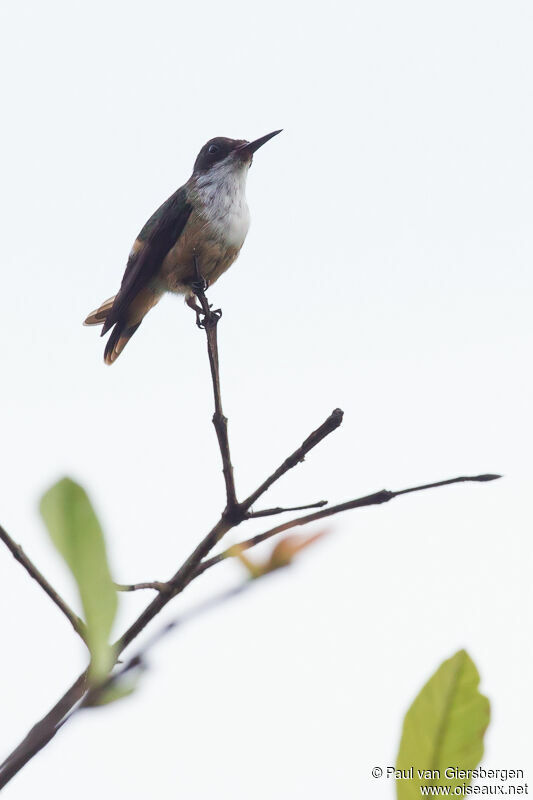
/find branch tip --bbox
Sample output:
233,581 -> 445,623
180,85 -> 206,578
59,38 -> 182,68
194,470 -> 501,578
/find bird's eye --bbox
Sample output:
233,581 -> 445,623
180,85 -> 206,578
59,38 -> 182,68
208,144 -> 219,154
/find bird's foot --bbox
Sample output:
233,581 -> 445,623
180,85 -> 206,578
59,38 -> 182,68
186,295 -> 221,328
191,276 -> 209,294
197,305 -> 222,329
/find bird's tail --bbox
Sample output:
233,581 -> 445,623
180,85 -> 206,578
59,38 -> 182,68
84,288 -> 160,364
103,321 -> 141,365
83,296 -> 116,327
84,295 -> 139,364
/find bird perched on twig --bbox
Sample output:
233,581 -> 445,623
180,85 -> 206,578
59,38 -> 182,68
84,130 -> 282,364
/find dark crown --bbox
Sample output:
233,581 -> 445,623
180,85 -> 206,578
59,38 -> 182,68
193,137 -> 247,173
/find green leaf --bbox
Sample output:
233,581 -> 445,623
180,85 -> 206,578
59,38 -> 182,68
396,650 -> 490,799
84,679 -> 138,707
40,477 -> 118,684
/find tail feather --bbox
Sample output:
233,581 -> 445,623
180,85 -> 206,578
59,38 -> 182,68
84,296 -> 116,327
103,322 -> 141,365
85,287 -> 161,364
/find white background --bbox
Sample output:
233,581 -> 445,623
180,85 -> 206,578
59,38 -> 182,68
0,1 -> 531,796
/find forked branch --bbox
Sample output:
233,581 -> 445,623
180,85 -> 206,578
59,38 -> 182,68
0,274 -> 500,790
193,473 -> 502,579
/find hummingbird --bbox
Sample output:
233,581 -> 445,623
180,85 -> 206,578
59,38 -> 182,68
84,130 -> 282,364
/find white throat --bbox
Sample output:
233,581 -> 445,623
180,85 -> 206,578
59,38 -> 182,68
192,158 -> 251,250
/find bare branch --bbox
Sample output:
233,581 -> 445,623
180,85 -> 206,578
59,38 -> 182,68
115,581 -> 170,593
84,580 -> 251,707
0,525 -> 86,642
194,473 -> 502,578
0,672 -> 88,787
113,412 -> 346,651
193,262 -> 238,514
115,516 -> 232,654
240,408 -> 343,512
247,500 -> 328,518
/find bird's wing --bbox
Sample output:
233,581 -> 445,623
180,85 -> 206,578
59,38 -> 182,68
102,185 -> 193,335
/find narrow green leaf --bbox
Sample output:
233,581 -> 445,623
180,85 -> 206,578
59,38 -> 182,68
40,477 -> 118,683
396,650 -> 490,799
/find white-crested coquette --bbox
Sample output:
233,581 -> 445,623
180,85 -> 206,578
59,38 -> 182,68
85,130 -> 282,364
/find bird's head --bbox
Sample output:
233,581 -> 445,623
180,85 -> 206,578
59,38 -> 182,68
192,130 -> 282,177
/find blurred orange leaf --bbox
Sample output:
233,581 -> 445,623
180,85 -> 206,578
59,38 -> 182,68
235,530 -> 328,578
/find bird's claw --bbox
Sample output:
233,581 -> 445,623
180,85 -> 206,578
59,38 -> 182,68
191,277 -> 208,294
196,305 -> 222,329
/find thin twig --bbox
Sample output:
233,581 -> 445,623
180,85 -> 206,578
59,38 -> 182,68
193,474 -> 502,578
115,581 -> 171,593
0,525 -> 86,641
193,258 -> 238,515
113,503 -> 327,593
247,500 -> 328,518
113,409 -> 346,650
0,519 -> 235,787
240,408 -> 344,512
0,672 -> 88,786
115,518 -> 233,654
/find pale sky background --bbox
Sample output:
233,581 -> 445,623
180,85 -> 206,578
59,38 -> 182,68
0,0 -> 531,796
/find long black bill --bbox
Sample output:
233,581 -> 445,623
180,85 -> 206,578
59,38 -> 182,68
238,129 -> 282,155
